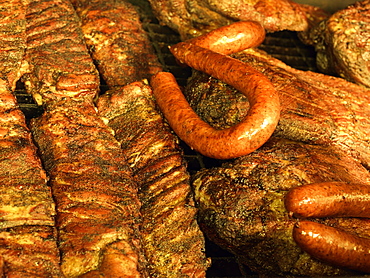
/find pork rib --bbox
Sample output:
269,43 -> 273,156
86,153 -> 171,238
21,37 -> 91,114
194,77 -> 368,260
73,0 -> 210,276
98,81 -> 210,277
0,0 -> 61,276
72,0 -> 162,88
23,0 -> 147,276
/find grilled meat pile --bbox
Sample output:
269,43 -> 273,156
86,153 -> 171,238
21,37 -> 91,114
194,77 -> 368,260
72,0 -> 210,277
22,0 -> 148,276
0,1 -> 62,276
147,0 -> 329,40
184,48 -> 370,168
306,0 -> 370,88
182,47 -> 370,275
193,137 -> 370,276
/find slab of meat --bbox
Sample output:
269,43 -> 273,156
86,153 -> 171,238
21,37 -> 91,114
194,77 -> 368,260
72,0 -> 209,276
22,0 -> 100,105
184,48 -> 370,167
0,1 -> 62,276
148,0 -> 328,40
72,0 -> 162,88
307,0 -> 370,88
98,81 -> 210,277
22,0 -> 147,276
193,137 -> 370,276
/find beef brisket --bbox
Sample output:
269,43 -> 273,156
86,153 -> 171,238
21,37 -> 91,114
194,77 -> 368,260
184,48 -> 370,167
307,0 -> 370,88
148,0 -> 328,40
193,137 -> 370,276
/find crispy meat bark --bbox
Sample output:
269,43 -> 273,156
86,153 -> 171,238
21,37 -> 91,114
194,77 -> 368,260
22,0 -> 148,276
98,81 -> 210,277
73,0 -> 162,87
73,0 -> 210,276
0,0 -> 62,276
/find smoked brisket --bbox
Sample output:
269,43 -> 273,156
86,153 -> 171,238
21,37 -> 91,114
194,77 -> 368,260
148,0 -> 328,40
193,137 -> 370,276
184,48 -> 370,167
307,0 -> 370,88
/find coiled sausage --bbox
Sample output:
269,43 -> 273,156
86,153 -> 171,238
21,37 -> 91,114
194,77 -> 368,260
151,24 -> 280,159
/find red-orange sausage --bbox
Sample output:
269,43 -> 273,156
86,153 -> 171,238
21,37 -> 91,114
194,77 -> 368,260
285,182 -> 370,218
187,21 -> 265,55
293,220 -> 370,273
150,47 -> 280,159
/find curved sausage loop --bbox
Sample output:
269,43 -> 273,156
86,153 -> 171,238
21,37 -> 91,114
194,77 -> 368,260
293,220 -> 370,273
151,42 -> 280,159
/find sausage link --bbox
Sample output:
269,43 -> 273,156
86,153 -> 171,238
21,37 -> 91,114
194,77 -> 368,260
285,182 -> 370,218
151,68 -> 279,159
151,42 -> 280,159
186,21 -> 265,55
293,220 -> 370,273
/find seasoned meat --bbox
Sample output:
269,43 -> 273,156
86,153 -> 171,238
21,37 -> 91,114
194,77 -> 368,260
72,0 -> 209,276
0,1 -> 62,276
22,0 -> 100,105
307,0 -> 370,88
72,0 -> 162,88
98,81 -> 210,277
30,100 -> 147,278
184,48 -> 370,167
148,0 -> 328,40
23,0 -> 147,276
193,137 -> 370,276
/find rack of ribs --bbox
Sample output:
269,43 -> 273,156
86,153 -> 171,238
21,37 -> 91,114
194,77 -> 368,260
73,0 -> 210,276
0,1 -> 62,276
21,0 -> 148,276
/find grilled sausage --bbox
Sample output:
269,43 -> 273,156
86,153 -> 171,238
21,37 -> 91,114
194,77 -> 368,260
285,182 -> 370,218
186,21 -> 265,55
293,220 -> 370,273
151,43 -> 280,159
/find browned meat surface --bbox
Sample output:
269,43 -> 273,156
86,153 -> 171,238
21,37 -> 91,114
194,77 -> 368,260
22,0 -> 147,276
0,1 -> 62,276
31,100 -> 147,278
307,0 -> 370,88
98,81 -> 210,277
184,48 -> 370,168
72,0 -> 162,87
22,0 -> 100,105
72,0 -> 209,276
147,0 -> 328,40
193,137 -> 370,276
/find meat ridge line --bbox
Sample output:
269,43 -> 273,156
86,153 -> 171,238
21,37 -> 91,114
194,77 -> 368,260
23,0 -> 148,276
0,0 -> 63,276
72,0 -> 210,275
